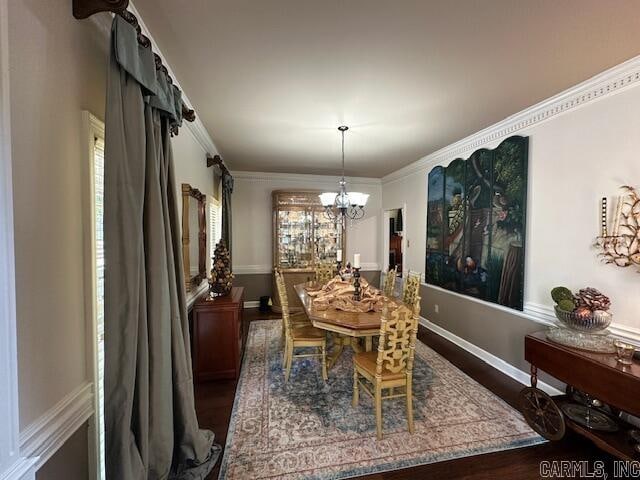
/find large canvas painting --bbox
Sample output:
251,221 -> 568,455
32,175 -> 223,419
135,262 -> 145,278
425,136 -> 528,310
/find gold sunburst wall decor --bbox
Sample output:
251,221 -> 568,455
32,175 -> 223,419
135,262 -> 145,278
595,185 -> 640,271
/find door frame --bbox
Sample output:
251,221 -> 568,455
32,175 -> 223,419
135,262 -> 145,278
0,0 -> 37,475
381,203 -> 407,276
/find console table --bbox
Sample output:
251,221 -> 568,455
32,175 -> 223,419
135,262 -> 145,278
191,287 -> 246,381
521,331 -> 640,460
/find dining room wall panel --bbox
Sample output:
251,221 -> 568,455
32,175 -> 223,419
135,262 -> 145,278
383,62 -> 640,373
231,171 -> 383,301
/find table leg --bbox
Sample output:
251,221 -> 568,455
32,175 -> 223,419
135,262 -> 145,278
351,338 -> 363,354
530,365 -> 538,388
365,336 -> 373,352
327,334 -> 346,369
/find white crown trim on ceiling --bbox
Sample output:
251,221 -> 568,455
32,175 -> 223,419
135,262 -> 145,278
231,170 -> 382,186
382,54 -> 640,185
92,2 -> 219,157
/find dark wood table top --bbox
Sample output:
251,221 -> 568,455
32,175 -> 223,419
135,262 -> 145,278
195,286 -> 244,308
294,282 -> 400,336
527,331 -> 640,380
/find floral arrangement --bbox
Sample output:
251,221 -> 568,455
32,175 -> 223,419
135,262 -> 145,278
551,286 -> 611,318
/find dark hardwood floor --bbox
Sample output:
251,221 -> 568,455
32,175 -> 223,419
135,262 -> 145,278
196,309 -> 616,480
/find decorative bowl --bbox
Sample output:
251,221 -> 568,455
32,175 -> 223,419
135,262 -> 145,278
554,305 -> 612,333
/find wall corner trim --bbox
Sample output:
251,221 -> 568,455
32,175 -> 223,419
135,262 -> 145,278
382,54 -> 640,185
19,382 -> 94,472
0,458 -> 37,480
420,316 -> 563,397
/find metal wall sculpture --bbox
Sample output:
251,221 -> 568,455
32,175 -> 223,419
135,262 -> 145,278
425,136 -> 529,310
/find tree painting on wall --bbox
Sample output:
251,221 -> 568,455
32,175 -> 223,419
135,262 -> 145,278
425,136 -> 528,310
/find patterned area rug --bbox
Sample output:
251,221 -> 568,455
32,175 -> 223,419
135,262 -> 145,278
218,320 -> 544,480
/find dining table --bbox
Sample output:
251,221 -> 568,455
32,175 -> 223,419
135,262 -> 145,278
294,281 -> 401,368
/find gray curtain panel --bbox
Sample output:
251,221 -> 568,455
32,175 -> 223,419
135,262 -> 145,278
104,15 -> 218,480
221,171 -> 233,263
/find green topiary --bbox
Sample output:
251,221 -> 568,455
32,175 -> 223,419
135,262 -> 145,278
558,299 -> 576,312
551,286 -> 574,304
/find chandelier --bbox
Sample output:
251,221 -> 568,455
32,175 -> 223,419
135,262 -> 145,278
319,126 -> 369,222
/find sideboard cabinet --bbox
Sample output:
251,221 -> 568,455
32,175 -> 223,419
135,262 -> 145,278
191,287 -> 246,381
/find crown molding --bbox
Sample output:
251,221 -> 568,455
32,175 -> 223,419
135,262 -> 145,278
89,3 -> 219,157
231,170 -> 382,187
382,54 -> 640,185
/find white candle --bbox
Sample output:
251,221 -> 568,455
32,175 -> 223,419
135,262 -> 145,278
353,253 -> 361,269
336,249 -> 342,261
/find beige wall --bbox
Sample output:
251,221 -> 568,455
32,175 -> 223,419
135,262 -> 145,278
35,423 -> 89,480
383,69 -> 640,375
9,0 -> 108,430
8,0 -> 216,474
231,172 -> 383,273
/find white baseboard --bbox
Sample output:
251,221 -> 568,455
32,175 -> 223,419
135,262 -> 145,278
420,317 -> 563,397
20,381 -> 94,471
244,300 -> 260,309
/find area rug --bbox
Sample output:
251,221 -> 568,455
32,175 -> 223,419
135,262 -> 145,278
218,320 -> 544,480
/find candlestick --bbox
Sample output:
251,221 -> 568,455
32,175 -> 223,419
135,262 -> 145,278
336,249 -> 342,262
601,197 -> 608,237
353,253 -> 361,269
612,195 -> 623,237
353,267 -> 362,301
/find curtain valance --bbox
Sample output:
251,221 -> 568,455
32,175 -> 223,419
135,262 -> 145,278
112,15 -> 183,128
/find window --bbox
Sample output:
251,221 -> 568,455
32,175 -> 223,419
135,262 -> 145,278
93,134 -> 106,480
83,111 -> 105,480
208,198 -> 222,267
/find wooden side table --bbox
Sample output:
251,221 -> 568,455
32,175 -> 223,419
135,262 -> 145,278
521,331 -> 640,459
191,287 -> 246,382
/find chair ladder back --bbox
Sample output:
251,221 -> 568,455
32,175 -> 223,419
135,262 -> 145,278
274,270 -> 292,336
376,303 -> 416,376
402,271 -> 421,307
383,266 -> 397,297
314,263 -> 335,284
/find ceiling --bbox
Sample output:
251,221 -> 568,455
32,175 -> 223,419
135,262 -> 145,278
134,0 -> 640,178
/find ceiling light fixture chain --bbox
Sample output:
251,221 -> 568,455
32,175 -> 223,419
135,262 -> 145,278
319,126 -> 369,224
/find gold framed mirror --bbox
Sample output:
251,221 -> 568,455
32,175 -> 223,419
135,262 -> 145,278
182,183 -> 206,291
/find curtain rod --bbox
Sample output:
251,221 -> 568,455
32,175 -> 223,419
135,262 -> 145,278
73,0 -> 196,123
207,155 -> 230,176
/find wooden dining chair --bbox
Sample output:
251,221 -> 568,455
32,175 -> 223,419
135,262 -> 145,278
352,298 -> 420,440
402,271 -> 421,307
314,262 -> 335,284
275,270 -> 328,382
382,266 -> 398,297
274,269 -> 311,333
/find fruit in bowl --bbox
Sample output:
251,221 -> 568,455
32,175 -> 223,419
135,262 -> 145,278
550,286 -> 612,332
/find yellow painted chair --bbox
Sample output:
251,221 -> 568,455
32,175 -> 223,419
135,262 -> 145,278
275,270 -> 328,382
352,298 -> 420,440
314,262 -> 335,284
402,271 -> 421,307
382,266 -> 398,297
274,269 -> 311,332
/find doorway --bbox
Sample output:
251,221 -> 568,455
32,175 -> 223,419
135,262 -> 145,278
383,206 -> 406,278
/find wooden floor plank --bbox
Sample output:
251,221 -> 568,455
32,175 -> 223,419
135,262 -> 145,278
197,309 -> 615,479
